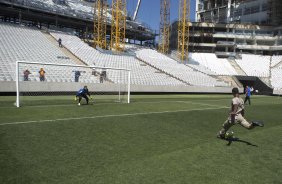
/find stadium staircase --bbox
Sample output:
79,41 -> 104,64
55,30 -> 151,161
135,57 -> 191,86
173,56 -> 241,88
180,60 -> 241,88
216,76 -> 242,88
271,60 -> 282,68
136,49 -> 230,87
270,56 -> 282,68
228,58 -> 247,76
43,31 -> 87,66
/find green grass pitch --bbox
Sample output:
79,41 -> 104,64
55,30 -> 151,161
0,94 -> 281,184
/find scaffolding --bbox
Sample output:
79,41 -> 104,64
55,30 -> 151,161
93,0 -> 108,49
177,0 -> 190,61
159,0 -> 170,54
111,0 -> 127,52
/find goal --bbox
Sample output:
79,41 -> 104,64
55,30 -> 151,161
16,61 -> 131,107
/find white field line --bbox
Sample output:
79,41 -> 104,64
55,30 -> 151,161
0,106 -> 229,126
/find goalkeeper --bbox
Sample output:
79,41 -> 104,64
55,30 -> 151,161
75,86 -> 92,106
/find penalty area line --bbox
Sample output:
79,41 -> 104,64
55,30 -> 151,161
0,106 -> 229,126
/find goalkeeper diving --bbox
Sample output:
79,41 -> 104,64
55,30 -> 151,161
75,86 -> 92,106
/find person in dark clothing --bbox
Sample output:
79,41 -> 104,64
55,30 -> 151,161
244,86 -> 251,105
100,68 -> 107,83
58,38 -> 62,47
102,70 -> 107,80
74,70 -> 81,82
23,69 -> 31,81
100,74 -> 104,83
75,86 -> 91,106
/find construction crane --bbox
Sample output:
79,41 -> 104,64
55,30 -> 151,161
159,0 -> 170,54
93,0 -> 108,49
111,0 -> 127,51
133,0 -> 141,21
178,0 -> 190,61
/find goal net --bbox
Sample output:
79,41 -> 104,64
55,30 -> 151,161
16,61 -> 131,107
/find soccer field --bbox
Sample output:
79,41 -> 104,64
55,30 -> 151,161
0,94 -> 281,184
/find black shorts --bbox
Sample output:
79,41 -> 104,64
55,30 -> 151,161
77,94 -> 88,99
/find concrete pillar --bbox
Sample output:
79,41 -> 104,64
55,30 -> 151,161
253,30 -> 257,45
55,15 -> 58,27
212,27 -> 215,43
19,10 -> 22,24
274,38 -> 278,46
85,25 -> 89,42
195,0 -> 199,22
227,0 -> 231,23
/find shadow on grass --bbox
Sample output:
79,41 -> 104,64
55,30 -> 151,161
224,137 -> 258,147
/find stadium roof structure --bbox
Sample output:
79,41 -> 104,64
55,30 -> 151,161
0,0 -> 156,42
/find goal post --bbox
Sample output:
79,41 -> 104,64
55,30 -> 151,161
16,61 -> 131,107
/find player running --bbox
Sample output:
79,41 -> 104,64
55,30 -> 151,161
75,86 -> 92,106
217,87 -> 264,139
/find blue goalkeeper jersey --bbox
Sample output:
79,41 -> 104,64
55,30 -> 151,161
77,88 -> 89,96
246,87 -> 251,97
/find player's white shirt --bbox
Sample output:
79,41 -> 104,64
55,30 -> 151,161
231,97 -> 244,115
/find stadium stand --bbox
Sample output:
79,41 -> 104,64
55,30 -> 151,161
235,54 -> 271,77
189,53 -> 238,76
135,49 -> 229,87
50,31 -> 186,86
270,63 -> 282,89
271,55 -> 282,67
2,22 -> 281,90
186,62 -> 217,76
0,23 -> 99,83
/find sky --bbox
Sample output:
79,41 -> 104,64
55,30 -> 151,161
126,0 -> 196,31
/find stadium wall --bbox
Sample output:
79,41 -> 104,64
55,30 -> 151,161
0,82 -> 237,94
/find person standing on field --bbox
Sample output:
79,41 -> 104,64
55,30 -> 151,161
217,87 -> 264,139
244,85 -> 251,105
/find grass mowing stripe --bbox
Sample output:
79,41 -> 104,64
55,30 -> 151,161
0,100 -> 226,109
0,106 -> 229,126
133,100 -> 228,107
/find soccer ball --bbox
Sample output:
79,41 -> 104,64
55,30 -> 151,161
225,131 -> 234,139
